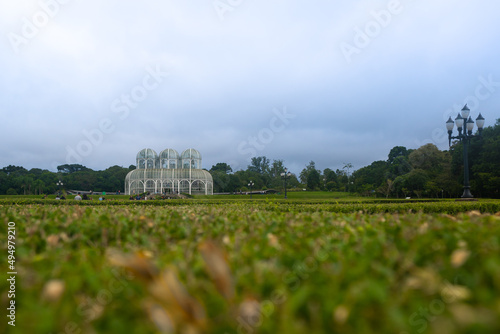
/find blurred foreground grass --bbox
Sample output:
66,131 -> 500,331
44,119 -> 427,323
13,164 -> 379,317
1,202 -> 500,333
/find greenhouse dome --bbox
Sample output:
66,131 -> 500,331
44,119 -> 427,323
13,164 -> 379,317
125,148 -> 213,195
136,148 -> 158,169
181,148 -> 201,169
159,148 -> 179,169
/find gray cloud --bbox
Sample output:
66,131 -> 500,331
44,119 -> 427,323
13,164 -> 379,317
1,0 -> 499,175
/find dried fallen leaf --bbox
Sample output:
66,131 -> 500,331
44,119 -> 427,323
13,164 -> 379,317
333,305 -> 350,325
149,269 -> 206,328
41,279 -> 65,302
441,283 -> 471,303
46,234 -> 59,247
145,302 -> 175,334
107,249 -> 206,332
142,250 -> 154,258
405,268 -> 441,294
451,249 -> 470,268
467,210 -> 481,217
443,214 -> 457,221
198,241 -> 235,301
449,304 -> 476,325
106,248 -> 158,282
418,222 -> 429,234
267,233 -> 280,248
238,298 -> 261,328
59,232 -> 70,242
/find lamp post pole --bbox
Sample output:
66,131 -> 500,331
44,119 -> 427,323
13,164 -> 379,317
248,181 -> 254,199
446,104 -> 485,199
280,168 -> 291,199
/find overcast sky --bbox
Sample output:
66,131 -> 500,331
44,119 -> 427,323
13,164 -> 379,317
1,0 -> 499,175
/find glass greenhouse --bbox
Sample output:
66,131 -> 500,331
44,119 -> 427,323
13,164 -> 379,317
125,148 -> 213,195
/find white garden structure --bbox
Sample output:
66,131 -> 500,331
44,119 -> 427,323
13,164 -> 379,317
125,148 -> 213,195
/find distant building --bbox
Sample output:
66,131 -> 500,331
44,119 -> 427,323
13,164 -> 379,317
124,148 -> 213,195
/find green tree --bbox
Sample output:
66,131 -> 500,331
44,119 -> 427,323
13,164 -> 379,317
2,165 -> 28,175
299,161 -> 318,184
6,188 -> 17,195
57,164 -> 91,174
247,156 -> 270,175
352,161 -> 387,194
32,179 -> 45,195
466,119 -> 500,197
269,160 -> 285,178
267,160 -> 288,189
210,163 -> 232,174
211,171 -> 230,193
0,171 -> 8,194
405,169 -> 429,198
306,168 -> 321,190
388,146 -> 412,164
377,179 -> 394,198
323,168 -> 338,190
408,144 -> 445,173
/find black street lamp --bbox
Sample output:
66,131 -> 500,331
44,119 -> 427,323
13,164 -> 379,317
248,181 -> 254,199
446,104 -> 485,198
280,168 -> 292,199
56,180 -> 63,195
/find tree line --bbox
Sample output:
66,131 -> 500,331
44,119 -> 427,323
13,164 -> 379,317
210,119 -> 500,198
348,119 -> 500,198
209,157 -> 354,194
0,164 -> 134,195
1,119 -> 498,197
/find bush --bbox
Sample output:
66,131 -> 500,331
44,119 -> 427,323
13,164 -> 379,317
2,203 -> 500,333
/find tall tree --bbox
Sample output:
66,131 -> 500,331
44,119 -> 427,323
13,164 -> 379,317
269,160 -> 285,178
409,144 -> 445,172
461,118 -> 500,197
2,165 -> 27,176
405,169 -> 429,198
388,146 -> 412,163
57,164 -> 91,174
247,156 -> 270,175
323,168 -> 338,191
299,161 -> 317,184
306,169 -> 321,190
210,163 -> 232,174
352,161 -> 387,194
